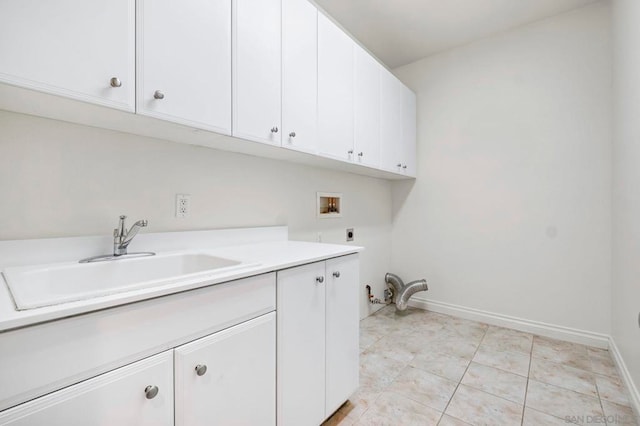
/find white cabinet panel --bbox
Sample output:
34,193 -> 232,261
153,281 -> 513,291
232,0 -> 281,145
318,13 -> 354,161
0,351 -> 173,426
277,262 -> 326,426
402,86 -> 417,177
137,0 -> 231,133
0,0 -> 135,111
325,255 -> 360,416
354,46 -> 381,168
379,68 -> 404,173
282,0 -> 318,154
175,313 -> 276,426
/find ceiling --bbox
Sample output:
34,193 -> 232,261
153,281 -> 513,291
313,0 -> 600,68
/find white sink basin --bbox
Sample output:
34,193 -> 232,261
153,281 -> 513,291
2,253 -> 257,310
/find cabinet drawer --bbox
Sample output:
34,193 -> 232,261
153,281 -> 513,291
0,273 -> 275,411
0,351 -> 173,426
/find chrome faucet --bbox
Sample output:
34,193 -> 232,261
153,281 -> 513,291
79,215 -> 155,263
113,215 -> 148,256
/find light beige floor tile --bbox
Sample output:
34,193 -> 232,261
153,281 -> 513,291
529,358 -> 597,397
332,385 -> 383,424
522,407 -> 576,425
388,366 -> 458,412
525,379 -> 603,425
595,374 -> 631,406
481,326 -> 533,354
429,336 -> 480,359
441,320 -> 488,342
410,350 -> 471,382
367,335 -> 417,363
587,348 -> 619,378
437,414 -> 472,425
360,328 -> 384,353
473,345 -> 530,376
445,384 -> 523,425
461,362 -> 527,404
531,336 -> 591,371
601,400 -> 639,426
356,391 -> 442,426
359,351 -> 407,389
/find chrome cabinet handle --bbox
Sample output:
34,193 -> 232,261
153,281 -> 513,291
358,152 -> 363,157
397,163 -> 402,168
154,90 -> 165,100
110,77 -> 122,88
316,276 -> 324,284
289,131 -> 296,138
333,271 -> 340,278
403,165 -> 407,169
195,364 -> 208,376
348,150 -> 354,155
271,127 -> 279,133
144,385 -> 159,399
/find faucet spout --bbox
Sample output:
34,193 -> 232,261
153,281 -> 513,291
113,216 -> 148,256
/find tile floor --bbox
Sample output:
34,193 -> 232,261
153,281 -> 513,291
324,306 -> 638,426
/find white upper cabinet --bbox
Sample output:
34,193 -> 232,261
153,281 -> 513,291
318,13 -> 355,161
282,0 -> 318,154
402,85 -> 417,176
232,0 -> 282,145
379,68 -> 405,173
354,45 -> 381,168
137,0 -> 231,134
0,0 -> 135,111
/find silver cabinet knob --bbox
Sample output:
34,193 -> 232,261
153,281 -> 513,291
403,165 -> 407,169
144,385 -> 159,399
110,77 -> 122,88
154,90 -> 165,100
348,150 -> 354,155
397,163 -> 402,168
316,276 -> 324,284
358,152 -> 363,157
195,364 -> 207,376
271,127 -> 279,133
333,271 -> 340,278
289,131 -> 296,138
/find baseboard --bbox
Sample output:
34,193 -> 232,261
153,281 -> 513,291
407,296 -> 610,349
608,338 -> 640,420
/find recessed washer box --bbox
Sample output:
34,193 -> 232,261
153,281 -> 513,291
317,192 -> 342,219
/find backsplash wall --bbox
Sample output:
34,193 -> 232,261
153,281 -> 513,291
0,110 -> 392,318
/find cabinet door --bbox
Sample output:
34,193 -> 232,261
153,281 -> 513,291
402,85 -> 417,177
0,0 -> 135,111
277,262 -> 326,426
0,351 -> 173,426
232,0 -> 281,145
137,0 -> 231,134
354,45 -> 381,168
325,254 -> 360,417
282,0 -> 317,154
318,13 -> 354,161
175,312 -> 276,426
379,68 -> 404,173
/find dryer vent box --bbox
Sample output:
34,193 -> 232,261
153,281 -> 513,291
317,192 -> 342,219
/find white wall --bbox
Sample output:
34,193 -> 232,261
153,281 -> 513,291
391,2 -> 612,333
612,0 -> 640,399
0,110 -> 392,319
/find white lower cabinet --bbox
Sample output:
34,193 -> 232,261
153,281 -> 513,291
277,254 -> 360,425
0,351 -> 174,426
174,312 -> 276,426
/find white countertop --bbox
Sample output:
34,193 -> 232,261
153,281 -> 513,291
0,228 -> 362,332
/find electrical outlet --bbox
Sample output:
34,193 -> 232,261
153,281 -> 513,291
346,228 -> 354,242
176,194 -> 191,218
